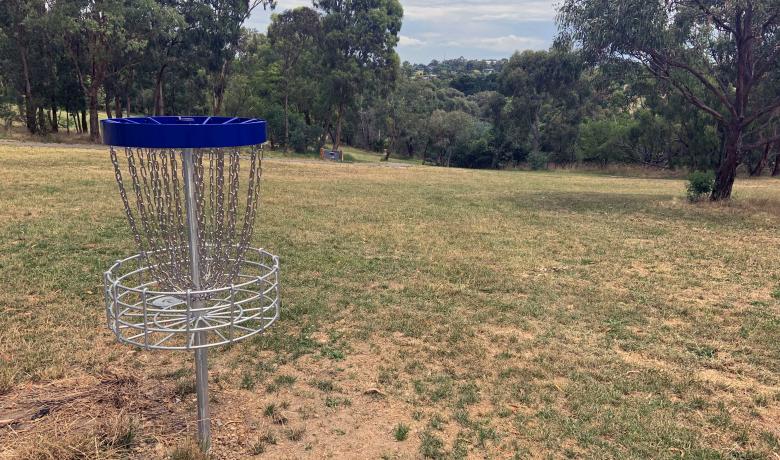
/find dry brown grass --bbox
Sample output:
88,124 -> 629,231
1,142 -> 779,459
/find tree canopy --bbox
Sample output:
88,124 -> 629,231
1,0 -> 779,191
559,0 -> 780,199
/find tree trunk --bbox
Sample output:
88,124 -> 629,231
114,95 -> 123,119
19,43 -> 37,134
750,142 -> 771,176
37,107 -> 48,134
126,94 -> 131,116
154,65 -> 166,116
773,151 -> 780,177
81,109 -> 88,134
491,147 -> 501,169
105,93 -> 113,119
283,91 -> 290,154
530,110 -> 541,156
212,61 -> 229,116
170,79 -> 176,115
66,110 -> 70,134
88,86 -> 101,142
711,124 -> 742,201
334,103 -> 344,150
50,105 -> 59,132
710,10 -> 754,200
318,122 -> 328,150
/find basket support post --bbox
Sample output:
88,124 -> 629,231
182,147 -> 210,451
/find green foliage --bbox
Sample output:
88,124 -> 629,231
284,426 -> 306,441
527,150 -> 549,170
419,431 -> 445,458
393,423 -> 410,441
3,0 -> 774,183
240,371 -> 256,390
267,374 -> 297,392
500,48 -> 584,166
686,171 -> 715,202
268,7 -> 321,151
576,117 -> 633,165
315,0 -> 403,148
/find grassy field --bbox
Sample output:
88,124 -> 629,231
0,142 -> 779,459
261,144 -> 421,165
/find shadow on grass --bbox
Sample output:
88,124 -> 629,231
507,190 -> 780,227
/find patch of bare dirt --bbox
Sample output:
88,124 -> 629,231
207,341 -> 421,459
695,368 -> 779,394
615,349 -> 676,374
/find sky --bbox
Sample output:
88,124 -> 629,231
245,0 -> 559,64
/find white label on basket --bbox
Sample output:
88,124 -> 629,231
151,296 -> 186,308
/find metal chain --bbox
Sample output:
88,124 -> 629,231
169,150 -> 188,287
230,145 -> 263,281
193,149 -> 208,277
110,147 -> 144,252
111,145 -> 263,293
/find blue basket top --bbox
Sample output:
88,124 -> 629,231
101,116 -> 267,148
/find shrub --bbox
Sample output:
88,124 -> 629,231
394,423 -> 410,441
527,150 -> 549,170
686,171 -> 715,202
576,116 -> 634,165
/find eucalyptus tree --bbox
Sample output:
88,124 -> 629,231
499,48 -> 583,163
224,31 -> 283,140
381,71 -> 438,157
143,1 -> 186,116
268,7 -> 320,152
427,109 -> 490,167
314,0 -> 403,150
55,0 -> 175,141
187,0 -> 275,116
0,0 -> 43,132
559,0 -> 780,200
471,91 -> 507,168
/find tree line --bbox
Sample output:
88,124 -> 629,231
1,0 -> 778,201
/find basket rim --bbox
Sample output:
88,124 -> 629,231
104,247 -> 279,298
101,116 -> 267,148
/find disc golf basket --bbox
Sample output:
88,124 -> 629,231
101,116 -> 280,450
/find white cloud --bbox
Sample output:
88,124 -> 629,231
464,34 -> 546,51
403,1 -> 555,22
244,0 -> 313,30
399,35 -> 426,47
248,0 -> 558,62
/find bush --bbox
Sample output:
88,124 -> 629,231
289,114 -> 320,153
527,150 -> 549,170
576,116 -> 634,165
686,170 -> 715,202
394,423 -> 410,441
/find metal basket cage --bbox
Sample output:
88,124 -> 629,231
105,247 -> 280,351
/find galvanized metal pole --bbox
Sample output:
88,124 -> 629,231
181,148 -> 210,451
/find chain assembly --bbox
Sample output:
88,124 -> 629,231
109,145 -> 263,296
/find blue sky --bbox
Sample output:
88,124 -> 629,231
245,1 -> 558,64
